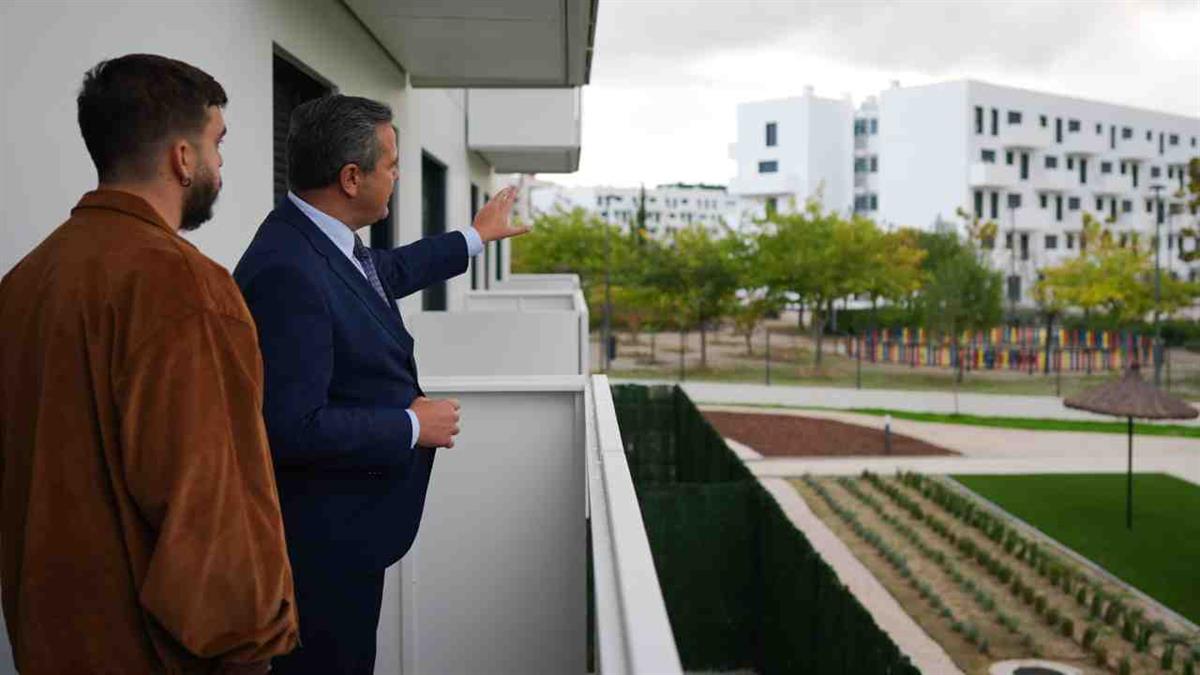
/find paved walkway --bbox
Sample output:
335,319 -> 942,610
615,379 -> 1200,427
759,477 -> 963,675
704,405 -> 1200,485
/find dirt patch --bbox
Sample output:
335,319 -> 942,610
702,410 -> 959,457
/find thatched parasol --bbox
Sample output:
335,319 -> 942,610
1063,363 -> 1198,529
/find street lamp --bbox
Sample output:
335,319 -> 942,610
1149,183 -> 1165,387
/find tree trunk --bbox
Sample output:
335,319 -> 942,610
812,304 -> 825,367
700,322 -> 708,369
745,329 -> 753,357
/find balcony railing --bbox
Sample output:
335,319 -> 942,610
1001,123 -> 1051,149
968,161 -> 1018,187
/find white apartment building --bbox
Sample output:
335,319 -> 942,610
527,182 -> 742,237
734,80 -> 1200,306
729,86 -> 855,220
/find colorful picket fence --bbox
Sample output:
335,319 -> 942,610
844,328 -> 1153,373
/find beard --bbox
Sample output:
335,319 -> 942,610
180,165 -> 220,232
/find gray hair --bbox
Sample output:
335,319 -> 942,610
287,95 -> 393,191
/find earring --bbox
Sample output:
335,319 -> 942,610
181,176 -> 193,187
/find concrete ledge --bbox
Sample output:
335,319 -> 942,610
722,437 -> 763,461
758,477 -> 963,675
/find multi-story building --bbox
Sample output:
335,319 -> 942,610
729,86 -> 855,221
527,182 -> 742,237
0,3 -> 685,675
733,80 -> 1200,306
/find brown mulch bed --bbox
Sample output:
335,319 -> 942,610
702,411 -> 959,457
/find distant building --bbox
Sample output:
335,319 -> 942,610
524,181 -> 743,237
732,79 -> 1200,305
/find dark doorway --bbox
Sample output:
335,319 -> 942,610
421,152 -> 447,311
1020,152 -> 1029,180
470,184 -> 481,290
1080,158 -> 1088,185
272,51 -> 332,204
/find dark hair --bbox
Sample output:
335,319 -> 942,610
77,54 -> 227,183
287,95 -> 393,192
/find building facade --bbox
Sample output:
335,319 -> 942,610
526,182 -> 742,237
733,80 -> 1200,305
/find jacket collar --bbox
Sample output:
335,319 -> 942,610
72,189 -> 176,234
275,197 -> 412,351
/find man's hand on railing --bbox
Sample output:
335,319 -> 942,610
412,397 -> 461,448
472,186 -> 530,243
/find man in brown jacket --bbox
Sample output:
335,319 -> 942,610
0,54 -> 298,673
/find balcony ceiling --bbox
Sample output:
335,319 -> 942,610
342,0 -> 597,87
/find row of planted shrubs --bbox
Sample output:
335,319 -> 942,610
888,472 -> 1198,673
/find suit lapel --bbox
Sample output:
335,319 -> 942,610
277,199 -> 412,351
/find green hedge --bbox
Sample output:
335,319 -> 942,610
612,384 -> 919,675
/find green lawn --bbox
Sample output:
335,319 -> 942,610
953,473 -> 1200,624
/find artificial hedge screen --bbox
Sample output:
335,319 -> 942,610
612,384 -> 918,675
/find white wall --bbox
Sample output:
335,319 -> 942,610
0,0 -> 493,313
877,80 -> 972,231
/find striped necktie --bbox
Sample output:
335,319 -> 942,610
352,234 -> 392,308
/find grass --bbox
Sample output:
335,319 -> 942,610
697,402 -> 1200,439
952,473 -> 1200,624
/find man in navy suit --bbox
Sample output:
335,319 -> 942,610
234,95 -> 527,674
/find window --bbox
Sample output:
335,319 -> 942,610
1095,123 -> 1102,134
1169,133 -> 1179,146
854,158 -> 866,173
1151,166 -> 1161,178
869,193 -> 878,210
981,149 -> 997,163
1066,157 -> 1074,170
272,53 -> 333,204
1005,232 -> 1014,249
765,122 -> 777,147
1008,110 -> 1022,125
1122,199 -> 1132,213
974,106 -> 983,134
854,195 -> 868,212
1068,196 -> 1080,210
1039,114 -> 1048,127
854,119 -> 866,136
1122,127 -> 1133,139
1095,197 -> 1103,210
1045,235 -> 1058,250
991,108 -> 998,135
870,155 -> 878,172
1100,161 -> 1113,174
758,160 -> 778,173
870,119 -> 878,135
1146,130 -> 1152,141
1145,199 -> 1153,213
1039,193 -> 1048,209
1044,155 -> 1058,169
1005,150 -> 1014,165
1120,162 -> 1127,175
1007,275 -> 1021,302
1068,119 -> 1081,132
421,151 -> 448,310
1007,193 -> 1022,209
974,190 -> 984,218
1066,233 -> 1075,250
1192,137 -> 1197,147
990,191 -> 999,219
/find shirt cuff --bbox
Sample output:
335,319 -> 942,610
406,409 -> 420,449
463,227 -> 484,257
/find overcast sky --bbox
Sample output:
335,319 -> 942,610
540,0 -> 1200,188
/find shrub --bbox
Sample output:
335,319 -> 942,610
1119,656 -> 1132,675
1105,601 -> 1122,626
1023,586 -> 1035,605
1082,625 -> 1098,649
1046,607 -> 1061,627
1076,585 -> 1088,607
1184,656 -> 1194,675
1094,642 -> 1109,667
1122,617 -> 1137,643
1035,594 -> 1047,615
1090,594 -> 1103,619
1060,617 -> 1074,639
1162,643 -> 1176,669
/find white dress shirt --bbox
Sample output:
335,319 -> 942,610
287,192 -> 484,448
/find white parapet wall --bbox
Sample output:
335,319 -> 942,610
410,288 -> 590,377
375,375 -> 681,675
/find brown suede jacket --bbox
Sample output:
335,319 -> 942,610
0,191 -> 299,673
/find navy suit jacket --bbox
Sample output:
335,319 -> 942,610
234,198 -> 468,572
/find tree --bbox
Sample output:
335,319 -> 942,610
662,224 -> 742,368
727,228 -> 783,355
915,228 -> 1003,348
